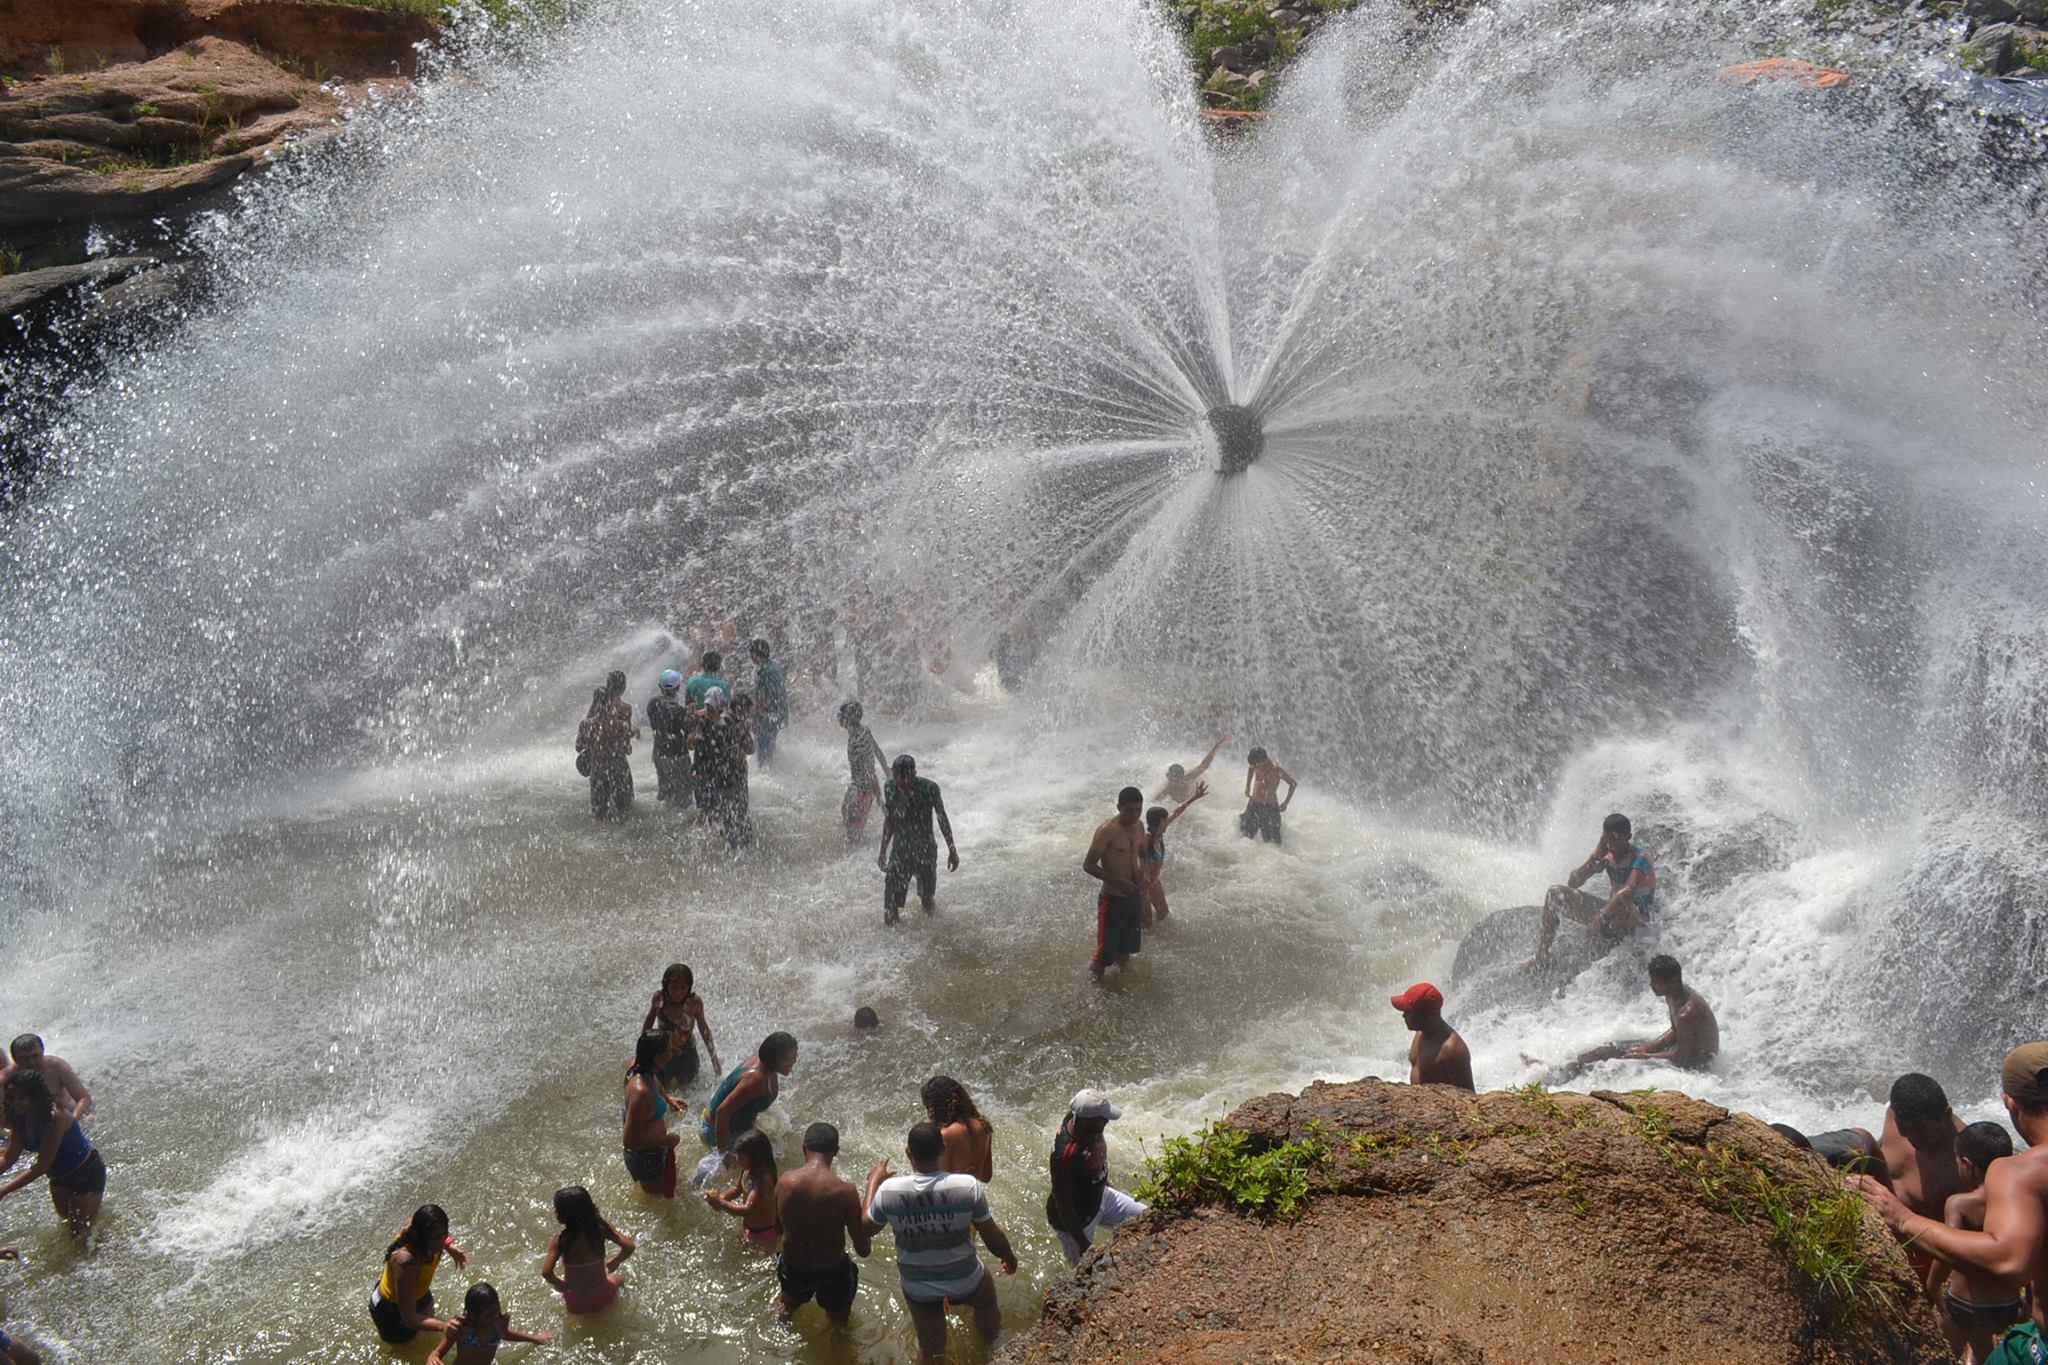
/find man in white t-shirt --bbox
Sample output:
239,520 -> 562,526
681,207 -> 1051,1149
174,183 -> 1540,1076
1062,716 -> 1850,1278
863,1120 -> 1018,1360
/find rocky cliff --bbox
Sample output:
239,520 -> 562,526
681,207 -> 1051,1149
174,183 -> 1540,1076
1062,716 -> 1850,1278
1004,1080 -> 1947,1364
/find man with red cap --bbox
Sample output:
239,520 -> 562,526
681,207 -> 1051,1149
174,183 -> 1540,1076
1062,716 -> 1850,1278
1392,983 -> 1474,1092
1855,1044 -> 2048,1365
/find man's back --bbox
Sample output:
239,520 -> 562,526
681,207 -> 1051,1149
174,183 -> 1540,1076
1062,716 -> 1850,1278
780,1163 -> 862,1266
1672,991 -> 1720,1068
1412,1029 -> 1475,1091
870,1170 -> 988,1289
886,778 -> 941,852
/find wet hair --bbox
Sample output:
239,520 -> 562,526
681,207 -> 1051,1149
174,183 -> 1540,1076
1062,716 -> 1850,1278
892,754 -> 917,778
921,1076 -> 992,1136
461,1282 -> 501,1322
631,1029 -> 671,1077
750,638 -> 770,661
1890,1073 -> 1951,1126
606,669 -> 627,696
853,1007 -> 880,1031
589,687 -> 607,712
1958,1121 -> 2014,1173
1647,955 -> 1682,982
1247,747 -> 1269,766
1147,806 -> 1168,832
1118,785 -> 1143,806
802,1122 -> 841,1155
733,1129 -> 776,1180
2,1069 -> 55,1124
8,1033 -> 40,1062
702,651 -> 722,673
1166,764 -> 1185,779
1603,812 -> 1632,837
907,1120 -> 945,1165
759,1031 -> 799,1069
553,1186 -> 613,1257
838,699 -> 863,724
388,1203 -> 450,1259
662,963 -> 694,997
1768,1123 -> 1813,1150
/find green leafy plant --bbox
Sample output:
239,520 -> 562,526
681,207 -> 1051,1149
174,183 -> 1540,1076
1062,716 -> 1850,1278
1135,1122 -> 1329,1219
44,47 -> 65,76
0,243 -> 22,277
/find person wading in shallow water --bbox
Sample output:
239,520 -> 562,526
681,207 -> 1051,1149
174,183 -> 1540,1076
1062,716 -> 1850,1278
1084,787 -> 1150,981
1545,955 -> 1718,1082
646,670 -> 695,808
863,1121 -> 1017,1362
877,754 -> 958,925
839,701 -> 889,843
1391,983 -> 1474,1091
1156,733 -> 1229,805
579,671 -> 638,821
1521,811 -> 1654,971
774,1122 -> 872,1326
1855,1044 -> 2048,1365
1239,746 -> 1296,845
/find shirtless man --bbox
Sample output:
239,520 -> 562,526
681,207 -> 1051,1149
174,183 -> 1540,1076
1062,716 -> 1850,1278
838,701 -> 889,843
1084,787 -> 1151,981
1239,747 -> 1297,845
1855,1044 -> 2048,1365
774,1122 -> 872,1325
1390,983 -> 1474,1091
1,1037 -> 91,1121
1521,812 -> 1655,971
1156,734 -> 1229,805
1554,956 -> 1717,1080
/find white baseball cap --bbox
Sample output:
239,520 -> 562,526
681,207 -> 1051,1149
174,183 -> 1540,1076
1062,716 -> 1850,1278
1069,1088 -> 1121,1120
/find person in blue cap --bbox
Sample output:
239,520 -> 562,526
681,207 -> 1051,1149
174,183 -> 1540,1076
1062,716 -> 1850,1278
647,670 -> 695,808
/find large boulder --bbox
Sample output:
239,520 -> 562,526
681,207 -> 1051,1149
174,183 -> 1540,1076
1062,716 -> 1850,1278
1004,1080 -> 1947,1363
0,0 -> 434,78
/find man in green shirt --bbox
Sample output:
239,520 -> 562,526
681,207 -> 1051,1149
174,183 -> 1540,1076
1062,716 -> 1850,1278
750,639 -> 790,767
877,755 -> 958,925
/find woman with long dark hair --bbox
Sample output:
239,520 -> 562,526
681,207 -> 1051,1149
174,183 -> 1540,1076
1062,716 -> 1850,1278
0,1069 -> 105,1241
639,963 -> 721,1089
368,1204 -> 469,1343
920,1075 -> 995,1182
540,1186 -> 634,1314
623,1030 -> 683,1196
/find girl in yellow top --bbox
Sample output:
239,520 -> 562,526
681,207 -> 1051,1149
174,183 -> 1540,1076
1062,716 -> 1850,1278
370,1205 -> 469,1343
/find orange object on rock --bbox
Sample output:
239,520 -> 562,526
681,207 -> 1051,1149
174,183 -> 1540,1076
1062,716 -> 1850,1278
1720,57 -> 1853,89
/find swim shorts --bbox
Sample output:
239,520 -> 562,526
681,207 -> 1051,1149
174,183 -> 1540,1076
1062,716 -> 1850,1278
1093,891 -> 1143,970
1239,801 -> 1283,844
1988,1321 -> 2048,1365
1948,1291 -> 2025,1336
623,1146 -> 667,1185
52,1150 -> 105,1196
369,1291 -> 433,1344
778,1254 -> 859,1313
885,853 -> 938,912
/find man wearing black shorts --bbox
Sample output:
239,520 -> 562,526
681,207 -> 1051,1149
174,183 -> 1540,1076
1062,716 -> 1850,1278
1084,786 -> 1150,982
774,1122 -> 871,1325
877,755 -> 958,925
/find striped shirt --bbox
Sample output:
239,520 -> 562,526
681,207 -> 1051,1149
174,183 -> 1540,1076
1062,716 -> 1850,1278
866,1171 -> 990,1302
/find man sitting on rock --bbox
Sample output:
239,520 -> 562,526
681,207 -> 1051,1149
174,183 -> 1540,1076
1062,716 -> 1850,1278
1855,1045 -> 2048,1363
1391,983 -> 1474,1092
1521,812 -> 1655,972
1549,955 -> 1716,1082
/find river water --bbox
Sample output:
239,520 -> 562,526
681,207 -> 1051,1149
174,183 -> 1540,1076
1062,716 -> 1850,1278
2,0 -> 2045,1357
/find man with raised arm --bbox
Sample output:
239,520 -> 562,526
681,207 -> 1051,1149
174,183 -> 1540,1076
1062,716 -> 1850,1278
1855,1045 -> 2048,1364
1521,811 -> 1656,971
774,1122 -> 871,1326
1084,787 -> 1151,982
1156,733 -> 1229,804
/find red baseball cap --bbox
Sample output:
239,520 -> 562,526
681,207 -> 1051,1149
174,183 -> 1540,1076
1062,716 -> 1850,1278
1390,982 -> 1444,1013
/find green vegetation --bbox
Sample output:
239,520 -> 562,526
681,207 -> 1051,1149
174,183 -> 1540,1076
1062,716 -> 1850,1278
0,244 -> 22,277
44,48 -> 65,76
1136,1121 -> 1330,1219
1176,0 -> 1365,112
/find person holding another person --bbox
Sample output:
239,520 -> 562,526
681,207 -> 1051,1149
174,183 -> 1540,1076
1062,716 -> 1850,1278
863,1122 -> 1017,1362
640,963 -> 721,1091
1930,1122 -> 2026,1363
540,1185 -> 634,1316
1046,1088 -> 1148,1266
706,1130 -> 782,1248
921,1076 -> 995,1183
424,1282 -> 553,1365
775,1122 -> 873,1326
1084,787 -> 1151,982
1239,746 -> 1297,845
877,755 -> 959,924
1142,782 -> 1207,926
1521,812 -> 1655,971
1390,983 -> 1474,1091
622,1031 -> 684,1198
839,701 -> 889,843
1854,1044 -> 2048,1365
0,1069 -> 106,1242
1,1036 -> 91,1121
751,640 -> 790,767
1156,734 -> 1229,804
368,1204 -> 469,1344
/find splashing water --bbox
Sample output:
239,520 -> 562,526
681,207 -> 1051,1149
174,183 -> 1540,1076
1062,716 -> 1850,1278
0,0 -> 2044,1356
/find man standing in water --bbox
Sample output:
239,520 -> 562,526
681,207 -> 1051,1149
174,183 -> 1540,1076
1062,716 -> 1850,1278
750,639 -> 790,768
775,1122 -> 871,1326
646,670 -> 694,808
1521,811 -> 1655,971
1239,746 -> 1297,845
0,1036 -> 91,1119
1084,787 -> 1150,981
1390,984 -> 1475,1091
1551,955 -> 1718,1080
839,701 -> 889,843
579,671 -> 638,820
685,651 -> 732,706
864,1122 -> 1017,1361
1855,1045 -> 2048,1363
693,688 -> 755,850
876,755 -> 958,925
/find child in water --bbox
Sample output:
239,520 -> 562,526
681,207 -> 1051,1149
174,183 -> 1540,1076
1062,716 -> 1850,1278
1142,781 -> 1208,925
1930,1121 -> 2025,1363
540,1186 -> 634,1316
1239,747 -> 1297,845
426,1283 -> 553,1365
705,1130 -> 781,1247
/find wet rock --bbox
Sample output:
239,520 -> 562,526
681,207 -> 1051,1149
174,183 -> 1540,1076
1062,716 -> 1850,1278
1271,7 -> 1307,28
0,0 -> 434,79
1003,1079 -> 1946,1363
1245,30 -> 1277,62
0,255 -> 154,319
1965,0 -> 2022,22
1966,23 -> 2022,72
1211,43 -> 1247,72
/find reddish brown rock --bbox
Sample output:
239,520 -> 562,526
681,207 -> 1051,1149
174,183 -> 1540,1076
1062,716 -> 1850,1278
1004,1080 -> 1949,1365
0,0 -> 434,79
